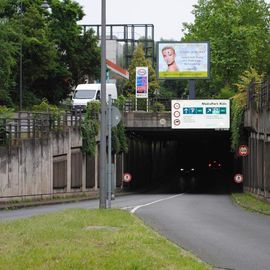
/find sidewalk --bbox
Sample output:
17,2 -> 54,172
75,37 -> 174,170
0,189 -> 132,211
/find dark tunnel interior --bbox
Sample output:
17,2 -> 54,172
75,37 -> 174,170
124,129 -> 240,194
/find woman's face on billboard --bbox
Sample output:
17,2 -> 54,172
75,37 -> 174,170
162,48 -> 176,65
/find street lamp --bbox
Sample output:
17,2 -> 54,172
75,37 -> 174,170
19,0 -> 23,111
99,0 -> 107,208
19,0 -> 51,111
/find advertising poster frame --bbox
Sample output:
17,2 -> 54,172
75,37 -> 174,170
136,66 -> 148,99
157,41 -> 210,80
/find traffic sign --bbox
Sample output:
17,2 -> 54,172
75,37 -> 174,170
111,106 -> 121,127
171,99 -> 230,129
174,119 -> 181,126
234,174 -> 243,184
123,173 -> 132,183
238,145 -> 249,157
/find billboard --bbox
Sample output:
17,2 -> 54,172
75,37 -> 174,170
136,67 -> 148,98
157,42 -> 210,79
171,100 -> 230,129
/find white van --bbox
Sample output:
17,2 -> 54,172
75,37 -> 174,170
72,83 -> 118,111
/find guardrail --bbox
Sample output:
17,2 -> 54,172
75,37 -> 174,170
123,97 -> 171,112
247,77 -> 270,112
0,98 -> 173,146
0,110 -> 84,145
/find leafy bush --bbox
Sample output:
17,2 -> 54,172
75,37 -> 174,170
81,101 -> 100,156
0,106 -> 14,118
151,101 -> 165,112
117,121 -> 128,153
113,95 -> 127,111
32,99 -> 65,131
0,106 -> 14,145
230,69 -> 264,151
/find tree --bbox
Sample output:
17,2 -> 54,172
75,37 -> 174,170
124,44 -> 159,97
0,20 -> 18,106
182,0 -> 270,97
0,0 -> 101,108
48,0 -> 100,86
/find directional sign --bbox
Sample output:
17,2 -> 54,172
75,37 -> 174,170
234,174 -> 243,184
183,107 -> 203,114
238,145 -> 249,157
171,100 -> 230,129
206,107 -> 227,114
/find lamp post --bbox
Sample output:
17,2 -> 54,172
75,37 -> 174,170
19,0 -> 51,111
19,0 -> 23,111
99,0 -> 107,208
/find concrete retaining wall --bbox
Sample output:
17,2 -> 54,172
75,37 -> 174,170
243,105 -> 270,197
0,129 -> 98,202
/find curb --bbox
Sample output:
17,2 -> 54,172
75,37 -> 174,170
0,191 -> 132,211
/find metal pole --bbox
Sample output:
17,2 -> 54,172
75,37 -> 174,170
188,80 -> 196,99
107,95 -> 112,208
19,0 -> 23,111
99,0 -> 107,208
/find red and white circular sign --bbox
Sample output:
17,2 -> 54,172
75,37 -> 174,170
238,145 -> 249,157
234,174 -> 243,184
123,173 -> 132,183
173,102 -> 180,110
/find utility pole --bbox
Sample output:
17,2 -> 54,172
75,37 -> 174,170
99,0 -> 107,208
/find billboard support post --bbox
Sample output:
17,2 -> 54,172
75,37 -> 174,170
188,80 -> 196,99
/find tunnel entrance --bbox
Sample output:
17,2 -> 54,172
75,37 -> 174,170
124,129 -> 236,194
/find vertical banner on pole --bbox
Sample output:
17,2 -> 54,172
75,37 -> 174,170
136,67 -> 148,99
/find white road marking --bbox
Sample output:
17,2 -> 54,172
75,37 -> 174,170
128,194 -> 183,214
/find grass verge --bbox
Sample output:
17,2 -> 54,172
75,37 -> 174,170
232,192 -> 270,215
0,209 -> 211,270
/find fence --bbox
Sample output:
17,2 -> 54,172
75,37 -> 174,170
247,77 -> 270,112
123,97 -> 171,112
0,110 -> 83,145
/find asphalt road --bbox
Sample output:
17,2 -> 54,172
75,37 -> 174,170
1,193 -> 270,270
135,193 -> 270,270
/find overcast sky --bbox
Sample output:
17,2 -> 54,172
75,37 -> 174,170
76,0 -> 198,41
76,0 -> 270,41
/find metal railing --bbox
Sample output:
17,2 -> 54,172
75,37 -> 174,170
0,110 -> 84,145
123,97 -> 171,112
0,98 -> 173,145
247,77 -> 270,112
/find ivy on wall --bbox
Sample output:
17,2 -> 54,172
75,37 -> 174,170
81,101 -> 100,156
81,100 -> 128,156
230,69 -> 264,151
231,97 -> 246,151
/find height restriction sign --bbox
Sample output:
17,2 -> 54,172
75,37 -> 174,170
238,145 -> 249,157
